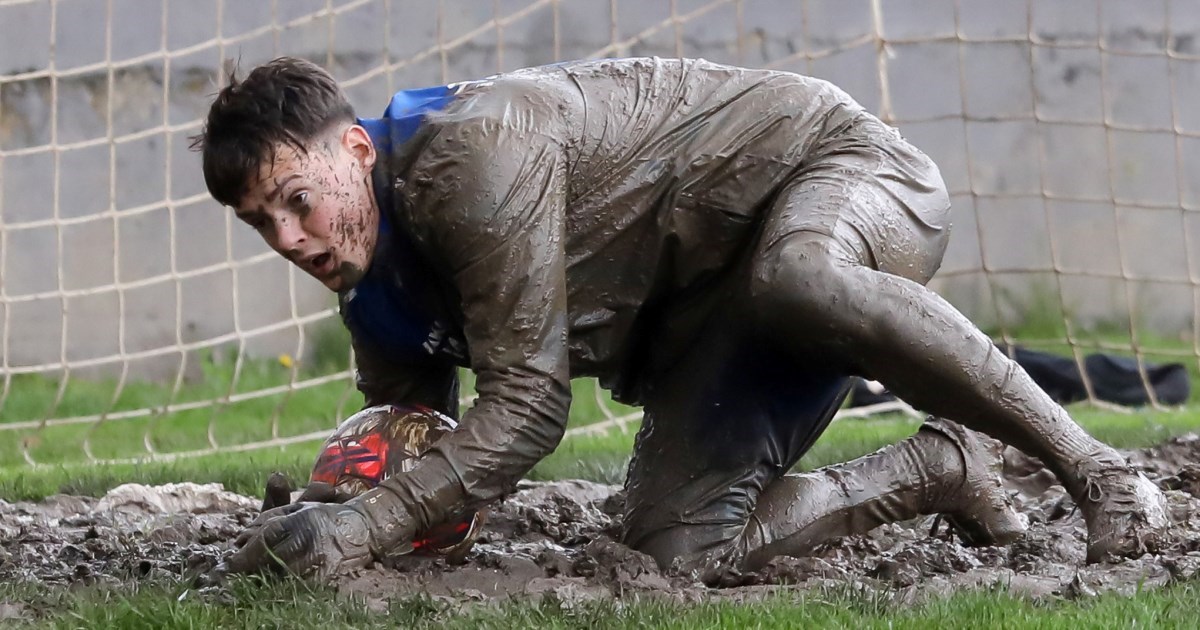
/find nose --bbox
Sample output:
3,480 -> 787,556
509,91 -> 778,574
274,215 -> 308,255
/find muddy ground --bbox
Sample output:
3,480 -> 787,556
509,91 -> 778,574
5,436 -> 1200,611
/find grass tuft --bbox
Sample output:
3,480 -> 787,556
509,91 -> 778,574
9,577 -> 1200,628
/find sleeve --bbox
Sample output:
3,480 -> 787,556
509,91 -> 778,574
350,332 -> 460,418
352,118 -> 573,546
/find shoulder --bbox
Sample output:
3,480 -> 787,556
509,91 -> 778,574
424,67 -> 580,138
406,75 -> 570,185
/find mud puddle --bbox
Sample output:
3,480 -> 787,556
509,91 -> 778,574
4,437 -> 1200,609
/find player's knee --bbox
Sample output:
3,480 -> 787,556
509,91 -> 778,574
747,236 -> 859,332
624,529 -> 690,570
622,522 -> 731,572
622,500 -> 745,571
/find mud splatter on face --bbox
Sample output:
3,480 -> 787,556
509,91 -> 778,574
234,125 -> 379,292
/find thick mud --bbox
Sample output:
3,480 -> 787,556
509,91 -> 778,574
4,438 -> 1200,609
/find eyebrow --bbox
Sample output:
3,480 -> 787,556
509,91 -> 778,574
233,207 -> 262,221
264,174 -> 302,203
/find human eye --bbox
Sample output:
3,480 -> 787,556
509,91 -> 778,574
288,191 -> 310,210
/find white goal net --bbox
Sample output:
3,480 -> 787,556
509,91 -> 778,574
1,0 -> 1197,466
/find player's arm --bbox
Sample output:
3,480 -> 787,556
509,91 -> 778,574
222,114 -> 572,579
350,118 -> 572,548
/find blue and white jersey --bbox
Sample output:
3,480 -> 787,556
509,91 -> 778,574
339,84 -> 468,363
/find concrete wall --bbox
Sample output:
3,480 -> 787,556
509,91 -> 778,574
2,0 -> 1198,380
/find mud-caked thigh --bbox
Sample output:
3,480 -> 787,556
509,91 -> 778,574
736,115 -> 952,367
621,314 -> 850,570
758,114 -> 952,284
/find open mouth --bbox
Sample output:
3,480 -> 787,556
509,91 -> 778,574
311,252 -> 333,275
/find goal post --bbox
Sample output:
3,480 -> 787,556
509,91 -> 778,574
1,0 -> 1196,466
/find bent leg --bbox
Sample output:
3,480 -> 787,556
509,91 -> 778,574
746,151 -> 1167,560
753,234 -> 1122,495
711,418 -> 1024,583
621,312 -> 1020,580
622,317 -> 851,570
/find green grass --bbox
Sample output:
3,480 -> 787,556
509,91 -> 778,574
5,575 -> 1200,628
0,355 -> 354,466
0,362 -> 645,499
0,348 -> 637,468
0,429 -> 638,502
0,447 -> 317,502
7,404 -> 1200,503
8,329 -> 1196,465
6,329 -> 1200,626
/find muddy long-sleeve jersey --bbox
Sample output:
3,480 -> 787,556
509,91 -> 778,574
344,57 -> 885,539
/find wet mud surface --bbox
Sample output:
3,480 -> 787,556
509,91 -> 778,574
5,437 -> 1200,608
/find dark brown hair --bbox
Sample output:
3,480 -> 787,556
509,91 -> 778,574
190,57 -> 356,207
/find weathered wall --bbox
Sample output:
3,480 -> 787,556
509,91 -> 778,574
2,0 -> 1198,379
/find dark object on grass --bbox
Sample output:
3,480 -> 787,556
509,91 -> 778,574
1008,345 -> 1190,407
849,345 -> 1191,409
261,472 -> 294,512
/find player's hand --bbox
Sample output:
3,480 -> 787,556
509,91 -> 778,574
219,501 -> 375,578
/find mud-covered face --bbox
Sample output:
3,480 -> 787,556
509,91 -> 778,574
235,125 -> 379,292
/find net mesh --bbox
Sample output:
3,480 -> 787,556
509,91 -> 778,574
0,0 -> 1196,465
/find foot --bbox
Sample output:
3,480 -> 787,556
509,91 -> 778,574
1073,465 -> 1169,562
921,418 -> 1028,546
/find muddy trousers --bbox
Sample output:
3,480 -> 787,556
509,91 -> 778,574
619,326 -> 974,576
621,128 -> 1125,573
620,237 -> 1119,574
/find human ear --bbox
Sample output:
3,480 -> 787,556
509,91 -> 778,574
343,125 -> 377,172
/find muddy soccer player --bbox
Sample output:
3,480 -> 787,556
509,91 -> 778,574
195,56 -> 1168,583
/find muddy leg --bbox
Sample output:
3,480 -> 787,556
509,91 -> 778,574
700,418 -> 1024,584
758,237 -> 1112,487
750,233 -> 1167,561
622,312 -> 854,571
